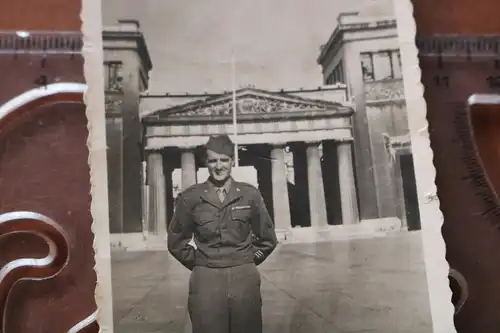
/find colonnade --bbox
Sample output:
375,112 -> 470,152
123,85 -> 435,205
145,139 -> 359,234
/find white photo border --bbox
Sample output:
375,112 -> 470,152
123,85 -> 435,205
81,0 -> 114,331
81,0 -> 457,331
393,0 -> 456,332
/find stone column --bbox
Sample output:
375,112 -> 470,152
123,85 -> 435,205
337,140 -> 359,224
180,148 -> 197,190
306,141 -> 328,227
147,152 -> 167,236
271,144 -> 291,231
141,161 -> 149,236
162,152 -> 175,227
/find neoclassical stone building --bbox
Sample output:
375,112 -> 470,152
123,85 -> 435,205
103,12 -> 420,248
317,11 -> 417,225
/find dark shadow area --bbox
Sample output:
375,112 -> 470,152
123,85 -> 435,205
288,181 -> 311,227
400,154 -> 421,231
321,140 -> 342,225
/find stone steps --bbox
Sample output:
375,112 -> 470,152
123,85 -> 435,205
277,217 -> 404,244
110,217 -> 404,252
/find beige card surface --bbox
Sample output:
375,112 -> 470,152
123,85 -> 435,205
82,0 -> 456,331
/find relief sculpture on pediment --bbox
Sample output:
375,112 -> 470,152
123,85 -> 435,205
170,96 -> 331,117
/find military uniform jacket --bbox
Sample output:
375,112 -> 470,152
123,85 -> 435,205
167,178 -> 278,270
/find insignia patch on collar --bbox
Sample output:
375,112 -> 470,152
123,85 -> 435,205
232,205 -> 251,210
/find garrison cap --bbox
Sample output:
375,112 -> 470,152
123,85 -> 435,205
204,134 -> 235,157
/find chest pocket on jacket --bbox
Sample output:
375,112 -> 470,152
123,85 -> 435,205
231,206 -> 252,221
230,207 -> 253,240
193,212 -> 217,241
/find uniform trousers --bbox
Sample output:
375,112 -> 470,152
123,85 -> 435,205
188,262 -> 262,333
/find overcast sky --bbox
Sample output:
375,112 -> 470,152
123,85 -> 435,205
102,0 -> 393,94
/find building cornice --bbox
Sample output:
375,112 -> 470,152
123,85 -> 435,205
143,108 -> 353,126
102,29 -> 153,73
317,17 -> 397,65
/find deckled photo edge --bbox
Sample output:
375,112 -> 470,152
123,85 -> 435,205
393,0 -> 456,332
79,0 -> 458,331
81,0 -> 115,332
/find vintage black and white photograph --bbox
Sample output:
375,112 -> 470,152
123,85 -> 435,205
96,0 -> 450,332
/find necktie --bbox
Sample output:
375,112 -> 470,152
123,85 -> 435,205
217,188 -> 226,202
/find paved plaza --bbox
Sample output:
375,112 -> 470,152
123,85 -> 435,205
110,231 -> 433,333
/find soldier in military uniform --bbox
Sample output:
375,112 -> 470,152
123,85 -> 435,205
167,134 -> 278,333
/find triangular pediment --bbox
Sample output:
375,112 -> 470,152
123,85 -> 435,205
149,88 -> 343,118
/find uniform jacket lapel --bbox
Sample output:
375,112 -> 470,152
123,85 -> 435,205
222,179 -> 243,208
200,181 -> 222,208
